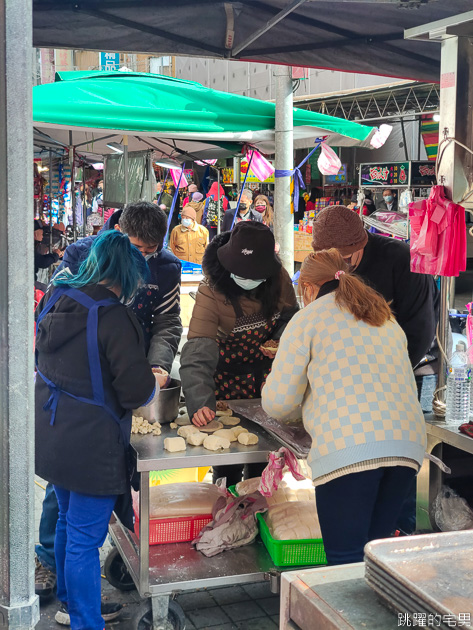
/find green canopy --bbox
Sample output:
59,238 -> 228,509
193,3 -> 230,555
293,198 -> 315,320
33,71 -> 384,158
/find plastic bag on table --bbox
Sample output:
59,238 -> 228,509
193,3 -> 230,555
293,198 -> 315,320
132,482 -> 221,520
432,485 -> 473,532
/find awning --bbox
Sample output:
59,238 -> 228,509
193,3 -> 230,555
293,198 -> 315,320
33,71 -> 387,158
32,2 -> 473,82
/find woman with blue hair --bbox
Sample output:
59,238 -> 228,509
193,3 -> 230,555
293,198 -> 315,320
35,230 -> 167,629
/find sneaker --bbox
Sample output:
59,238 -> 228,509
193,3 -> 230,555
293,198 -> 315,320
54,602 -> 123,626
35,556 -> 57,600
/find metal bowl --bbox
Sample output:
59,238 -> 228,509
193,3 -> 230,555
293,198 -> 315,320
135,378 -> 181,425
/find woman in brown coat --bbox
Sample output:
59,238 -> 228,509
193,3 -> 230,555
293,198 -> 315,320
180,221 -> 298,485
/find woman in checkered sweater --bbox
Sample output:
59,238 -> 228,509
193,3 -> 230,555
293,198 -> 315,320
262,249 -> 427,565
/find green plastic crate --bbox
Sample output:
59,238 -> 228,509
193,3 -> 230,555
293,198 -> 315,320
256,513 -> 327,567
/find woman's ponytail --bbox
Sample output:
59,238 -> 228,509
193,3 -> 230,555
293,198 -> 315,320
300,249 -> 392,327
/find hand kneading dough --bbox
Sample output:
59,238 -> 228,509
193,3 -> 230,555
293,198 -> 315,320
177,425 -> 199,438
200,420 -> 223,433
213,428 -> 238,442
186,431 -> 207,446
175,414 -> 191,426
238,432 -> 259,446
164,437 -> 186,452
203,435 -> 230,451
232,427 -> 248,438
220,416 -> 240,426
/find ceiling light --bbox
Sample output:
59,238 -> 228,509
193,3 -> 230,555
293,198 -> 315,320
154,158 -> 182,169
433,113 -> 441,122
106,142 -> 124,154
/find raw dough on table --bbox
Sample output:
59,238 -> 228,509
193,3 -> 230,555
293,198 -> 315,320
220,416 -> 240,426
203,435 -> 230,451
216,409 -> 233,417
131,416 -> 162,436
213,428 -> 238,443
199,420 -> 223,433
170,422 -> 178,429
163,437 -> 186,452
235,477 -> 261,496
232,427 -> 248,438
175,414 -> 191,426
237,432 -> 259,446
266,501 -> 321,540
186,431 -> 207,446
177,425 -> 199,439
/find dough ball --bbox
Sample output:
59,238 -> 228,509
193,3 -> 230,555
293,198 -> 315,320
220,416 -> 240,426
238,432 -> 259,446
177,425 -> 199,439
175,414 -> 191,426
232,427 -> 248,438
203,435 -> 231,451
164,437 -> 186,452
216,409 -> 233,417
186,431 -> 207,446
200,420 -> 223,433
170,422 -> 178,429
214,428 -> 238,442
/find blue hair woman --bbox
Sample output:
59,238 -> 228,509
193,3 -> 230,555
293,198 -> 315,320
35,231 -> 167,629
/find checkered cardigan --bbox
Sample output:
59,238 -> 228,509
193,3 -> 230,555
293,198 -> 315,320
262,293 -> 427,482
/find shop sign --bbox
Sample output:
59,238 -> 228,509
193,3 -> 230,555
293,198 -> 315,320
325,164 -> 347,183
222,168 -> 234,185
411,161 -> 437,187
184,169 -> 194,183
360,162 -> 409,187
240,159 -> 275,183
99,52 -> 120,71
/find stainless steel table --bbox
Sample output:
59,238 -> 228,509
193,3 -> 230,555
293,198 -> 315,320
417,415 -> 473,531
109,416 -> 285,629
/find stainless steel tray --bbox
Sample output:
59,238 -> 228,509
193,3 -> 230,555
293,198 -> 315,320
365,532 -> 473,627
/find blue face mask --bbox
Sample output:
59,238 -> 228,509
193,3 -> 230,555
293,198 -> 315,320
385,195 -> 393,203
230,273 -> 265,291
182,218 -> 193,228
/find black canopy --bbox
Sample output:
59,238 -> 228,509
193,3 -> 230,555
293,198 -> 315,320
33,1 -> 473,82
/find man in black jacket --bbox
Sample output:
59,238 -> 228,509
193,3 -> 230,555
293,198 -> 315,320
312,205 -> 438,535
222,188 -> 263,231
34,219 -> 61,282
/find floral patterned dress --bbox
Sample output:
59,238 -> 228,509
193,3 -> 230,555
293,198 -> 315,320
214,298 -> 279,401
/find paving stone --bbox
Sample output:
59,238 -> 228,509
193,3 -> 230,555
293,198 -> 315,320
257,596 -> 280,616
208,585 -> 248,606
177,589 -> 217,612
222,600 -> 266,622
235,618 -> 278,630
184,617 -> 197,630
242,581 -> 273,600
187,605 -> 232,629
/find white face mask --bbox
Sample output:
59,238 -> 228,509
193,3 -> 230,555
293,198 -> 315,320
144,251 -> 157,261
230,273 -> 265,291
182,217 -> 193,228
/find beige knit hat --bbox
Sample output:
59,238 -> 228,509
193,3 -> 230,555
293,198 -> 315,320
312,205 -> 368,256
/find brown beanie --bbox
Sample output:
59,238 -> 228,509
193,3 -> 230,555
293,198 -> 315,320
312,205 -> 368,256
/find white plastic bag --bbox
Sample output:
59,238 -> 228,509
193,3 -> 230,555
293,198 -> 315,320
317,144 -> 342,176
432,485 -> 473,532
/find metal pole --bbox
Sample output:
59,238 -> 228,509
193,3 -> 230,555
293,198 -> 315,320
400,119 -> 409,161
49,149 -> 53,252
0,0 -> 40,627
274,65 -> 294,275
82,162 -> 87,237
69,132 -> 76,242
123,135 -> 129,205
217,168 -> 221,235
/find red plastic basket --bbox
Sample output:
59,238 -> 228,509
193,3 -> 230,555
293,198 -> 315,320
134,510 -> 212,546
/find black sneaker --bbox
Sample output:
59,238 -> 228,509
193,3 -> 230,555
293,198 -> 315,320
54,601 -> 123,626
35,556 -> 57,600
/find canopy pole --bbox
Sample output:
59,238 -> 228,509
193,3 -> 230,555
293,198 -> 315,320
0,0 -> 40,627
124,135 -> 129,205
274,65 -> 294,275
69,132 -> 76,242
49,149 -> 53,250
217,168 -> 221,235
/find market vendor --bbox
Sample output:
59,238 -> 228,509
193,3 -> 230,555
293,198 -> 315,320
180,221 -> 299,485
35,230 -> 168,628
169,205 -> 209,264
262,248 -> 427,566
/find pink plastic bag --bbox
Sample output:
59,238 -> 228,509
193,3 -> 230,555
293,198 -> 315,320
409,185 -> 466,277
246,149 -> 275,182
259,447 -> 305,497
317,143 -> 342,176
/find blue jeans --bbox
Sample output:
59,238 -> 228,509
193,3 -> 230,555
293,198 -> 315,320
54,486 -> 117,630
316,466 -> 416,565
36,482 -> 59,572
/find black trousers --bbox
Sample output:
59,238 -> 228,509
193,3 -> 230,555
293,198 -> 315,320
212,462 -> 267,487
